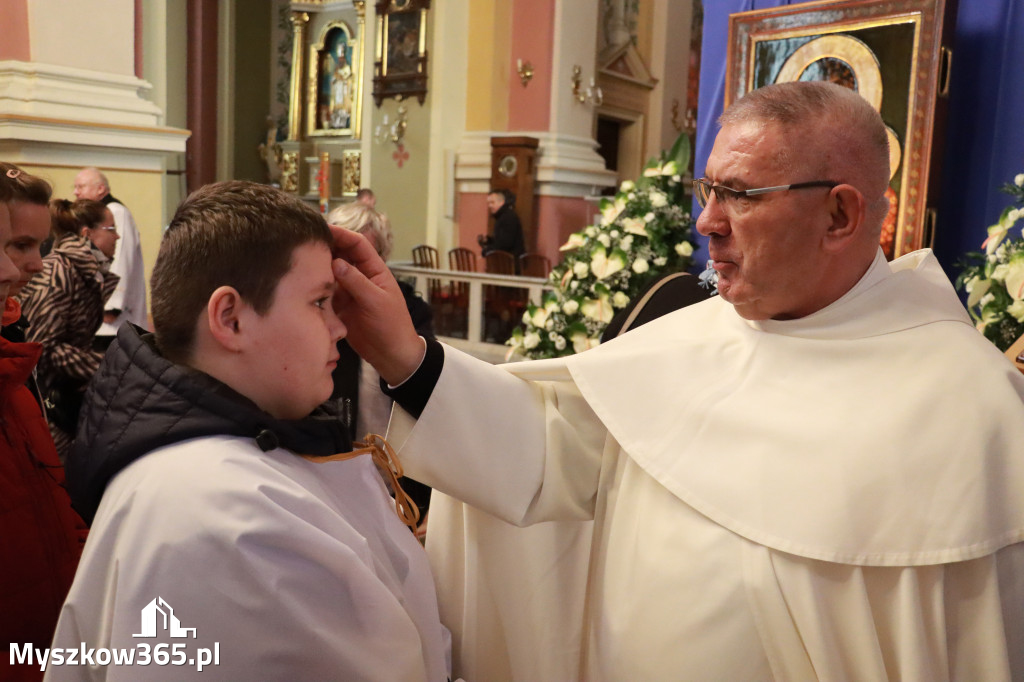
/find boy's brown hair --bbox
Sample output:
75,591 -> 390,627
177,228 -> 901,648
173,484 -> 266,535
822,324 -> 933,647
151,181 -> 333,362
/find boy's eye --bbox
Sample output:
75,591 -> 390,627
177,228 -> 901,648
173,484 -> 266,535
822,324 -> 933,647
314,296 -> 330,309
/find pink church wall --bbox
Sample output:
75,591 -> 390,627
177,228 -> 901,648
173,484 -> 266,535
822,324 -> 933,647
0,0 -> 31,61
534,195 -> 596,267
508,0 -> 553,131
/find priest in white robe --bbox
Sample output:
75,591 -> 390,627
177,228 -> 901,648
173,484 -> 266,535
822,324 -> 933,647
331,81 -> 1024,681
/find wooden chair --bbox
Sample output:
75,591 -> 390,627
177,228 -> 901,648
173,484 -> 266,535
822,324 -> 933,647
518,252 -> 551,278
446,248 -> 477,338
448,247 -> 477,273
483,251 -> 525,343
484,250 -> 516,275
411,244 -> 448,334
412,244 -> 439,269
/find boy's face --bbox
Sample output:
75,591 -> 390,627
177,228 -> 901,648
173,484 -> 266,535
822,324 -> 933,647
239,241 -> 345,420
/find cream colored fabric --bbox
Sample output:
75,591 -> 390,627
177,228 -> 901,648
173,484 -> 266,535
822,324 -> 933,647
392,249 -> 1024,681
48,436 -> 453,681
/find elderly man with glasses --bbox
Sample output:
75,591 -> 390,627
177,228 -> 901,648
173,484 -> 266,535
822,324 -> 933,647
332,81 -> 1024,681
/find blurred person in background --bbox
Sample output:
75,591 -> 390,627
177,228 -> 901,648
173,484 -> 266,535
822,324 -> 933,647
18,199 -> 119,460
73,167 -> 146,346
0,161 -> 52,346
1,165 -> 87,682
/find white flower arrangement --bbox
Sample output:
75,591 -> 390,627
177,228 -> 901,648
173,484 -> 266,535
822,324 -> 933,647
508,134 -> 699,359
957,172 -> 1024,351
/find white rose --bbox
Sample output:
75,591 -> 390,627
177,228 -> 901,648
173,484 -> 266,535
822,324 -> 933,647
644,212 -> 655,223
523,332 -> 541,349
672,174 -> 681,182
654,256 -> 667,267
621,235 -> 634,251
571,281 -> 579,290
554,335 -> 567,351
573,261 -> 589,277
620,180 -> 635,192
597,233 -> 611,247
1016,173 -> 1024,187
628,193 -> 636,201
562,299 -> 580,315
522,310 -> 532,324
545,318 -> 554,330
610,229 -> 620,239
585,226 -> 597,238
649,191 -> 668,208
1008,300 -> 1024,322
632,258 -> 649,274
544,298 -> 560,313
675,241 -> 694,257
612,291 -> 630,308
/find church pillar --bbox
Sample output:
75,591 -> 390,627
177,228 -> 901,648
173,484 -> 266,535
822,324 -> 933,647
452,0 -> 615,265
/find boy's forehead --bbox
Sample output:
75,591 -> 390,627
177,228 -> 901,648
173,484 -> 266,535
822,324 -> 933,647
284,241 -> 336,287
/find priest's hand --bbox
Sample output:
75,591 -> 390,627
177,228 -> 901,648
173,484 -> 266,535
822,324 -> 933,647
330,226 -> 425,385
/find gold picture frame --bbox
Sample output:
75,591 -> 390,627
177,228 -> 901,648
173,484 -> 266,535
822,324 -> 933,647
373,0 -> 430,106
308,20 -> 364,138
726,0 -> 956,260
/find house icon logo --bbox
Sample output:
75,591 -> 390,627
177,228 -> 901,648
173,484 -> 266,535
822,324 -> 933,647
133,597 -> 197,639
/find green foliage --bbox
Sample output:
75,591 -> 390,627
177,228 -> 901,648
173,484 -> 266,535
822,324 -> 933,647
507,133 -> 699,359
957,173 -> 1024,351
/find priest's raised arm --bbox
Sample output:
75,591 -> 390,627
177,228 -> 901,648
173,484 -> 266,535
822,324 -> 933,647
331,81 -> 1024,682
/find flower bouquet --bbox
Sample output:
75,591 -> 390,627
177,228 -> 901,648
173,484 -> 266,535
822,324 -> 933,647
507,133 -> 699,359
956,172 -> 1024,351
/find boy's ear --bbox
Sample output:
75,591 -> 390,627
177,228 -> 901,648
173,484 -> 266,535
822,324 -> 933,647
206,285 -> 246,352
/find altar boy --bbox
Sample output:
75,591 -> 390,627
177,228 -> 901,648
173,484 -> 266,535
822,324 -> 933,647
48,182 -> 451,681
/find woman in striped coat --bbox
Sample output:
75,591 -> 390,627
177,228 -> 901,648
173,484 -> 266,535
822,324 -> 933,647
18,199 -> 119,459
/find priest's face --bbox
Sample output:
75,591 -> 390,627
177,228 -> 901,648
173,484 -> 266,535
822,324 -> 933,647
696,121 -> 835,321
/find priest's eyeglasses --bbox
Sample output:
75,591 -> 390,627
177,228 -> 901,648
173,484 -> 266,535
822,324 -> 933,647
693,178 -> 838,209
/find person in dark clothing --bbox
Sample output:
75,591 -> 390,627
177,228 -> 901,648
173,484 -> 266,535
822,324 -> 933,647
478,189 -> 525,261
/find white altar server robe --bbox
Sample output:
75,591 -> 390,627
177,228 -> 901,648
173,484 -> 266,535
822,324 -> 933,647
47,437 -> 453,682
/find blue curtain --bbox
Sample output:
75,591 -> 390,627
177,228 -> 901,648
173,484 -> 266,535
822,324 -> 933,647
693,0 -> 1024,280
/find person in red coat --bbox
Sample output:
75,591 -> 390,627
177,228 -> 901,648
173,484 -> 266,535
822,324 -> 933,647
1,174 -> 87,681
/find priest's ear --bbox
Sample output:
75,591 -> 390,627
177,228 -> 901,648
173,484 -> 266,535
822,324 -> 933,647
205,285 -> 247,352
822,184 -> 868,253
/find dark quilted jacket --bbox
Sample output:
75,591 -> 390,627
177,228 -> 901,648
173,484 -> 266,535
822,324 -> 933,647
67,324 -> 352,525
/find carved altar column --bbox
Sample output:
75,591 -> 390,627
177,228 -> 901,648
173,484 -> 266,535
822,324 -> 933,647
287,11 -> 309,142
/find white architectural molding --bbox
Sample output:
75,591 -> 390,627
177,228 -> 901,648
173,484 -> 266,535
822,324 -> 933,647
0,61 -> 163,127
454,130 -> 616,197
0,60 -> 189,162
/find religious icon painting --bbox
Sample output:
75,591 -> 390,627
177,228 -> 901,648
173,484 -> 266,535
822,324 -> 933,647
373,0 -> 430,106
308,21 -> 364,138
726,0 -> 958,259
